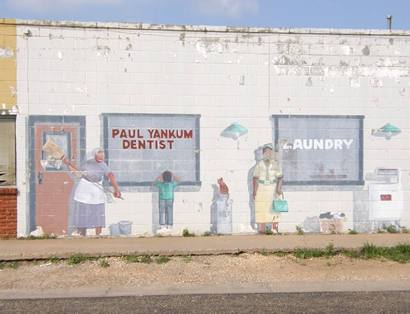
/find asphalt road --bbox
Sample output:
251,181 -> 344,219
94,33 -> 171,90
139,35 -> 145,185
1,291 -> 410,313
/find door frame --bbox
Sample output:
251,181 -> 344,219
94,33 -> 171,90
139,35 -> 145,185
28,115 -> 86,233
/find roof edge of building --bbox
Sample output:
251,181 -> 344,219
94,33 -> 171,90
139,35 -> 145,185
1,18 -> 410,36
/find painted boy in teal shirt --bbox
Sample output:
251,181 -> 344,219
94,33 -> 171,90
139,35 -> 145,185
154,171 -> 179,230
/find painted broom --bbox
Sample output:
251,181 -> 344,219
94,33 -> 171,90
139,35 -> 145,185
42,138 -> 123,200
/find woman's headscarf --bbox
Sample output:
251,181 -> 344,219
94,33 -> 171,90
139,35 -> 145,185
88,147 -> 104,160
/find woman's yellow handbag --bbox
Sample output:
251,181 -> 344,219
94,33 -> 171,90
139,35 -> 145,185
271,193 -> 288,213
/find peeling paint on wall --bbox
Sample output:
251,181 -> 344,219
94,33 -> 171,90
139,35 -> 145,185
342,45 -> 353,55
361,46 -> 370,56
96,45 -> 111,57
305,77 -> 313,87
196,38 -> 225,57
0,48 -> 14,58
0,19 -> 16,112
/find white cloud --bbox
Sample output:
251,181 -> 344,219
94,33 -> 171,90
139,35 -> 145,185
6,0 -> 122,12
194,0 -> 259,18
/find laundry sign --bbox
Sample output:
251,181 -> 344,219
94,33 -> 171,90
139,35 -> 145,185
282,138 -> 354,150
103,114 -> 200,186
272,115 -> 364,185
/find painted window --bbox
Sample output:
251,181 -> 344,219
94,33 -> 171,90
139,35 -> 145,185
272,115 -> 364,186
103,113 -> 200,186
0,116 -> 16,186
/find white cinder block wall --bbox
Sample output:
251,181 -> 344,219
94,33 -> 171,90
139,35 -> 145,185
15,20 -> 410,236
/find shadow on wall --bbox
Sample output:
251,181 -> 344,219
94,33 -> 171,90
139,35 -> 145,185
247,165 -> 256,229
210,178 -> 232,234
210,184 -> 219,234
247,146 -> 264,228
151,188 -> 159,234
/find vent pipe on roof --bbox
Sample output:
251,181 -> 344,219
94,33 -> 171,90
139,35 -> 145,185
386,15 -> 393,31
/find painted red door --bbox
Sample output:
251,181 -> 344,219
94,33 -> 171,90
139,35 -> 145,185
30,116 -> 85,235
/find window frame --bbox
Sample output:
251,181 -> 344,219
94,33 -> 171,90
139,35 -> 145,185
102,113 -> 201,187
272,114 -> 364,186
0,115 -> 16,186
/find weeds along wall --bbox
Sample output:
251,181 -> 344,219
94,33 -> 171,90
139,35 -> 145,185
8,19 -> 410,237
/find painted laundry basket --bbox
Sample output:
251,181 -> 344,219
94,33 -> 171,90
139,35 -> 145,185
110,220 -> 132,235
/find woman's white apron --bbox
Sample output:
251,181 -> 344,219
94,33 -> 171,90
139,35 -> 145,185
73,178 -> 105,204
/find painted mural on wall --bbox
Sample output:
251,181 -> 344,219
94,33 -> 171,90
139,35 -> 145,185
272,115 -> 364,185
27,113 -> 407,237
11,19 -> 410,239
28,114 -> 201,237
29,116 -> 86,236
62,148 -> 122,236
103,113 -> 200,186
154,171 -> 179,235
355,168 -> 404,233
252,144 -> 284,234
210,178 -> 233,234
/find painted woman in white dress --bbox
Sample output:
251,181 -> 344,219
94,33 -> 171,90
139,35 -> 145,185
63,148 -> 121,236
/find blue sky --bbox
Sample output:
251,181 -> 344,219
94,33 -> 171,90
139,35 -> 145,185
1,0 -> 409,30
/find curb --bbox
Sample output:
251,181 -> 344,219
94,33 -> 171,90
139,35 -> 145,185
1,281 -> 410,300
0,234 -> 409,261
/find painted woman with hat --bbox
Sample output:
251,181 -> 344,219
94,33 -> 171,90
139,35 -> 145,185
252,144 -> 283,233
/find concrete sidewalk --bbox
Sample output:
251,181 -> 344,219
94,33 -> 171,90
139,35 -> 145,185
1,233 -> 409,261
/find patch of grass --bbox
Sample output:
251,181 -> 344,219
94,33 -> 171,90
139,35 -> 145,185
139,255 -> 152,264
182,228 -> 195,237
390,244 -> 410,263
348,229 -> 358,235
294,243 -> 337,259
48,256 -> 60,264
377,229 -> 386,234
296,225 -> 304,235
254,243 -> 410,264
123,255 -> 152,264
259,249 -> 270,256
291,243 -> 410,263
99,259 -> 110,268
401,227 -> 409,234
294,248 -> 326,259
182,256 -> 193,263
122,255 -> 139,263
155,256 -> 171,264
264,227 -> 274,235
67,254 -> 91,265
342,249 -> 361,258
361,243 -> 388,258
325,243 -> 335,255
360,243 -> 410,263
0,261 -> 20,270
18,234 -> 57,240
386,225 -> 399,233
202,231 -> 212,237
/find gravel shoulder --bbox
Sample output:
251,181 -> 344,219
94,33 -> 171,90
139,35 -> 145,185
1,253 -> 410,297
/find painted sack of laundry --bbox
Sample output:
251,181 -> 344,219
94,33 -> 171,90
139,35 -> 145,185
319,211 -> 346,233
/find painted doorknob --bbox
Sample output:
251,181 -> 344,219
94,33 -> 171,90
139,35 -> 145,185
37,172 -> 43,184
